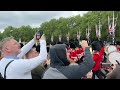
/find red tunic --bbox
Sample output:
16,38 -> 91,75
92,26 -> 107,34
99,47 -> 104,62
76,48 -> 84,59
69,50 -> 78,61
92,53 -> 101,71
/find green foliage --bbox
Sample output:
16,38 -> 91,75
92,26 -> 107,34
0,11 -> 120,44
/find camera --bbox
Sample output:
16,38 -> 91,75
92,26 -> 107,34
36,30 -> 43,40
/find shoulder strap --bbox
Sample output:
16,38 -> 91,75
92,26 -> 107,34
4,60 -> 14,79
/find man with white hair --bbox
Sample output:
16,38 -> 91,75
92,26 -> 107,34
0,34 -> 47,79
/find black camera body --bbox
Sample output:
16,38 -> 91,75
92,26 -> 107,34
36,30 -> 43,40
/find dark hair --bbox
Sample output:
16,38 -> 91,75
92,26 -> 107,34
74,41 -> 79,48
91,41 -> 102,51
116,41 -> 120,45
65,43 -> 70,49
70,43 -> 76,49
57,41 -> 63,44
32,44 -> 36,48
50,42 -> 56,45
20,43 -> 24,48
47,46 -> 50,53
35,45 -> 40,53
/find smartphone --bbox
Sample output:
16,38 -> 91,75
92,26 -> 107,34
36,30 -> 43,40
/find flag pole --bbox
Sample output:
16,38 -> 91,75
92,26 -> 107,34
98,17 -> 101,41
96,24 -> 98,39
88,24 -> 89,44
98,11 -> 101,41
112,11 -> 115,44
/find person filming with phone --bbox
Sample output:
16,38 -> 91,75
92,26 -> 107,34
42,40 -> 94,79
0,30 -> 47,79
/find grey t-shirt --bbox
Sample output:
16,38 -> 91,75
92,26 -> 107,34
42,67 -> 67,79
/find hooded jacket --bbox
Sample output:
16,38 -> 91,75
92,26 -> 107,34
42,44 -> 94,79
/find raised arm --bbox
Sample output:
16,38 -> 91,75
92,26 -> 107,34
17,39 -> 36,59
12,34 -> 47,73
59,40 -> 95,79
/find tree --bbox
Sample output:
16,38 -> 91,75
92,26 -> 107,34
1,11 -> 120,44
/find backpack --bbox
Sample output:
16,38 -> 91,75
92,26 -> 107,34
0,60 -> 14,79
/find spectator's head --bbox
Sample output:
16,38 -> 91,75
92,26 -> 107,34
32,44 -> 40,53
26,47 -> 39,59
0,37 -> 21,56
49,44 -> 70,68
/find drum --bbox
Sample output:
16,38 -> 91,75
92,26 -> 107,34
107,45 -> 120,64
108,52 -> 120,64
105,45 -> 117,55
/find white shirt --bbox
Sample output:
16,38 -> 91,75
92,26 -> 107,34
17,39 -> 36,59
0,39 -> 47,79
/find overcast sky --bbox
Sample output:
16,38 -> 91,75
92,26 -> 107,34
0,11 -> 88,32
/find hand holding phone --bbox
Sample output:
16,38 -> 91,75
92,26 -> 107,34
36,30 -> 43,40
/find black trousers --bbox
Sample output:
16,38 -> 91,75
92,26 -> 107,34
92,70 -> 105,79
